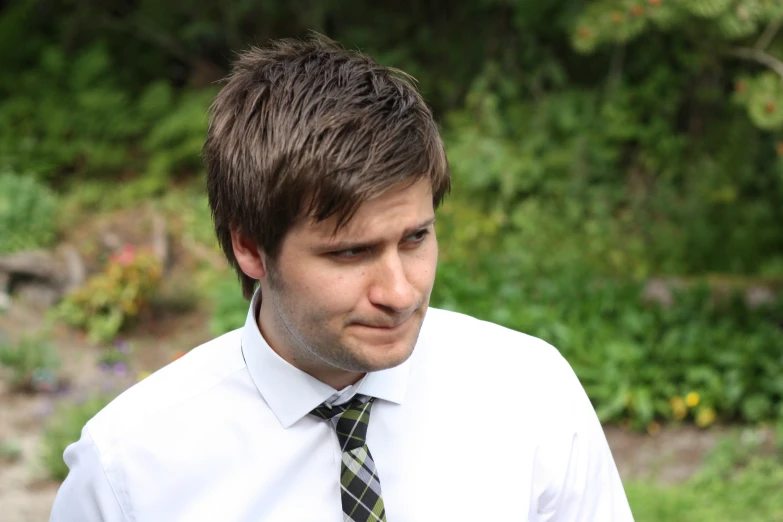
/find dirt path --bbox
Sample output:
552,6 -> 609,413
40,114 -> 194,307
606,425 -> 724,483
0,390 -> 62,522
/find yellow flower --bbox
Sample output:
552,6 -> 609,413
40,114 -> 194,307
696,407 -> 716,428
670,396 -> 687,420
685,392 -> 701,408
646,421 -> 661,435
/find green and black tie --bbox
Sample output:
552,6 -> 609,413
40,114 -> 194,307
310,394 -> 387,522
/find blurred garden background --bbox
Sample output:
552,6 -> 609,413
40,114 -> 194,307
1,0 -> 783,520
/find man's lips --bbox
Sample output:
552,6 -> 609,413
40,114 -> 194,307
358,322 -> 403,330
353,314 -> 413,330
363,323 -> 403,330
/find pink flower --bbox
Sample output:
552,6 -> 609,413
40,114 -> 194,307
112,244 -> 136,266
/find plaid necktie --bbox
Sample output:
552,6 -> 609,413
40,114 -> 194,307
310,394 -> 387,522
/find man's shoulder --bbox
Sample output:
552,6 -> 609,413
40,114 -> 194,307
423,307 -> 560,353
421,307 -> 567,373
415,307 -> 583,421
85,328 -> 248,452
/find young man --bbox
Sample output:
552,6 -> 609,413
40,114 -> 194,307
50,36 -> 634,521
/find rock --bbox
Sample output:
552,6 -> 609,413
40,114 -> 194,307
745,286 -> 776,309
0,272 -> 9,311
0,251 -> 59,280
641,277 -> 687,308
642,275 -> 780,310
101,231 -> 124,252
58,244 -> 86,292
0,245 -> 86,309
151,213 -> 169,269
16,282 -> 60,310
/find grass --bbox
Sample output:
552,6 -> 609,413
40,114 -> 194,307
627,427 -> 783,521
627,462 -> 783,521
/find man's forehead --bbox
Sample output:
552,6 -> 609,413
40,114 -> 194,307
299,208 -> 434,246
289,179 -> 435,243
304,212 -> 417,242
311,215 -> 364,239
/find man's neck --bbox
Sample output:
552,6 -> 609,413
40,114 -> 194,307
255,305 -> 365,390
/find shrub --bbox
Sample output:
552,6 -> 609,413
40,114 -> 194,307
0,44 -> 214,186
572,0 -> 783,136
97,340 -> 133,373
0,172 -> 58,253
0,46 -> 143,180
0,335 -> 60,392
55,245 -> 163,343
143,85 -> 217,181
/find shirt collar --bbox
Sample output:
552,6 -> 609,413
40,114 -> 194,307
241,288 -> 412,428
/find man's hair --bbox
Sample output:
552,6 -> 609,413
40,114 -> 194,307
204,34 -> 451,299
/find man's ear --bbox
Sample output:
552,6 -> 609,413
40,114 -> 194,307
230,228 -> 267,279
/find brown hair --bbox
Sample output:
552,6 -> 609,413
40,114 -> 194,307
204,34 -> 451,299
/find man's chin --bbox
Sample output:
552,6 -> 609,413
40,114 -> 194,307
340,313 -> 425,371
352,339 -> 417,373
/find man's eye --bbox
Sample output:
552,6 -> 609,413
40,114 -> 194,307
330,247 -> 366,259
406,230 -> 429,243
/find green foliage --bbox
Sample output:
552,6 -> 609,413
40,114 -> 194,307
0,172 -> 58,253
0,45 -> 143,179
209,275 -> 250,336
159,187 -> 220,249
56,247 -> 163,343
40,394 -> 114,481
444,52 -> 783,276
97,341 -> 133,371
628,459 -> 783,521
2,1 -> 782,275
734,71 -> 783,130
570,286 -> 783,428
573,0 -> 783,52
695,424 -> 783,479
143,85 -> 217,182
0,335 -> 60,392
571,0 -> 783,141
0,43 -> 214,185
445,69 -> 616,202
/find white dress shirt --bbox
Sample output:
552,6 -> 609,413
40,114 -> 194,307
50,292 -> 634,521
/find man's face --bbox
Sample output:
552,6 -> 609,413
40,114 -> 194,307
257,179 -> 438,388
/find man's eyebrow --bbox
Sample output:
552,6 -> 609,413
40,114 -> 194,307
317,216 -> 437,252
402,216 -> 437,236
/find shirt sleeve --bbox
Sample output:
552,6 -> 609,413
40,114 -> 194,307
49,426 -> 127,522
532,350 -> 635,522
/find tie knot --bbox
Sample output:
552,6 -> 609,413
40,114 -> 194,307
310,394 -> 375,451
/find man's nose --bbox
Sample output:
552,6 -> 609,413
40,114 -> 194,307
367,252 -> 417,313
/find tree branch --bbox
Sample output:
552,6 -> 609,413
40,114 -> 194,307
755,18 -> 782,51
725,46 -> 783,81
605,44 -> 625,94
